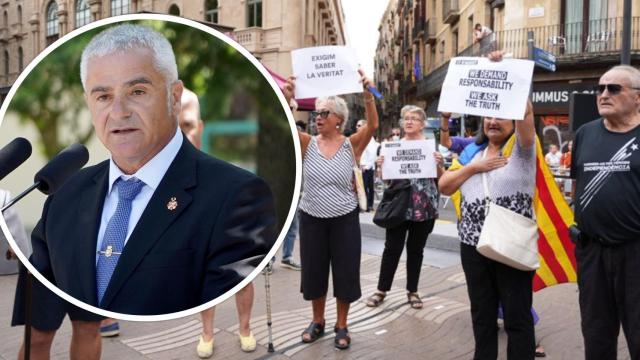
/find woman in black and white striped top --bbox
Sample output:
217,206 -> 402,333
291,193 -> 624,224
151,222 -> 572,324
283,70 -> 378,350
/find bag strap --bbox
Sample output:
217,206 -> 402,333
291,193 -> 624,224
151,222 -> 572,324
481,148 -> 491,216
347,138 -> 359,168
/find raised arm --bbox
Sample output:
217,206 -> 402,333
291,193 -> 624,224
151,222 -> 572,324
516,100 -> 535,149
283,77 -> 311,155
439,112 -> 453,149
485,50 -> 535,149
349,70 -> 379,157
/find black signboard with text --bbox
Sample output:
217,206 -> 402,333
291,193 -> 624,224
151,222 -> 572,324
532,82 -> 598,114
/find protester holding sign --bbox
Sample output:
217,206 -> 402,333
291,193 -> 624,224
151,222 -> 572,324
366,105 -> 444,310
282,69 -> 378,350
439,50 -> 538,360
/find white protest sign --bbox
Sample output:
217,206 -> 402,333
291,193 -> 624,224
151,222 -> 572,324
438,57 -> 534,120
381,140 -> 437,180
291,46 -> 362,99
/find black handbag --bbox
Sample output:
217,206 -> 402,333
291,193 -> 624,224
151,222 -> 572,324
373,180 -> 411,229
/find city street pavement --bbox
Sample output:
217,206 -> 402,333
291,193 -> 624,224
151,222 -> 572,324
0,203 -> 631,359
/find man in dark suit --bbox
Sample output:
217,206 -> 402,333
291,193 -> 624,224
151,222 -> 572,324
12,23 -> 276,358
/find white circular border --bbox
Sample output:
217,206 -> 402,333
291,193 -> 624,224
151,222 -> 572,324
0,13 -> 302,322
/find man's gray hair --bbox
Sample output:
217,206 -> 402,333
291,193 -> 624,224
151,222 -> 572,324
80,24 -> 178,91
399,104 -> 426,127
605,65 -> 640,88
316,96 -> 349,131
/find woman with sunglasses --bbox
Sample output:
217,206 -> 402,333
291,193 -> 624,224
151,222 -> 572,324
282,70 -> 378,350
366,105 -> 444,310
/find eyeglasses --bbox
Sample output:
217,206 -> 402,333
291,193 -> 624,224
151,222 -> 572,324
311,110 -> 332,119
403,117 -> 422,123
595,84 -> 640,95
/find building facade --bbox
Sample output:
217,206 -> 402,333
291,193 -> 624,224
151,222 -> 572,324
375,0 -> 640,145
0,0 -> 346,105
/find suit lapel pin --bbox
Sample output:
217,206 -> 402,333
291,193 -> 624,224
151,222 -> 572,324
105,245 -> 113,257
167,197 -> 178,211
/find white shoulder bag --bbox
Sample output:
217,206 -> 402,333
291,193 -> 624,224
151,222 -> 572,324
476,149 -> 540,271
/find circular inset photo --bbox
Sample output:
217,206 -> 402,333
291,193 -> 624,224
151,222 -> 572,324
0,14 -> 300,321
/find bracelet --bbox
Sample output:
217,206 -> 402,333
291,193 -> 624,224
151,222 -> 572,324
441,128 -> 449,132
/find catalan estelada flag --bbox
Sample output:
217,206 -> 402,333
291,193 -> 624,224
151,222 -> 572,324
412,52 -> 421,83
449,135 -> 576,291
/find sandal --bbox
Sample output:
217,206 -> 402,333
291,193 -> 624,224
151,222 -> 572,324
334,327 -> 351,350
366,291 -> 386,307
301,321 -> 325,343
535,343 -> 546,358
407,292 -> 423,309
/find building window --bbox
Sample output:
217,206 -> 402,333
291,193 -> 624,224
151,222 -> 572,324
169,4 -> 180,16
205,0 -> 218,23
18,5 -> 22,23
46,1 -> 59,37
3,10 -> 7,28
76,0 -> 91,28
452,30 -> 458,56
247,0 -> 262,27
111,0 -> 130,16
3,50 -> 8,77
18,47 -> 23,72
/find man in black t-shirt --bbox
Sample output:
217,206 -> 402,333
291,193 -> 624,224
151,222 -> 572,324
571,65 -> 640,360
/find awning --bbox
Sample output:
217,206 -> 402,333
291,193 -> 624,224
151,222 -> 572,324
266,68 -> 316,111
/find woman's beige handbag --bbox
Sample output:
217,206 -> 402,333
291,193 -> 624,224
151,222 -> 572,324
477,149 -> 539,271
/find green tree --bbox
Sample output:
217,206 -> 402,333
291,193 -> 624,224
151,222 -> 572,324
9,34 -> 94,159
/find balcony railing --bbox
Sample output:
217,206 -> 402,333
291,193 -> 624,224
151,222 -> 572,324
10,23 -> 22,37
235,27 -> 264,53
403,34 -> 411,53
458,17 -> 640,59
416,17 -> 640,98
413,17 -> 426,41
443,0 -> 459,25
426,17 -> 436,45
394,63 -> 403,80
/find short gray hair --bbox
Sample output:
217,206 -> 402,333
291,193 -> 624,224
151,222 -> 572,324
80,24 -> 178,91
605,65 -> 640,88
398,104 -> 426,127
316,96 -> 349,131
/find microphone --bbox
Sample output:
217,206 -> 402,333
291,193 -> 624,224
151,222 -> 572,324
1,143 -> 89,212
34,143 -> 89,195
0,137 -> 32,182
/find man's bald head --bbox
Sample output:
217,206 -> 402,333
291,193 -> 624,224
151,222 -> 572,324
179,89 -> 204,149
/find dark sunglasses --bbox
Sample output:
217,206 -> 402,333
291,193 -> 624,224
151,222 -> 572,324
311,110 -> 332,119
595,84 -> 640,95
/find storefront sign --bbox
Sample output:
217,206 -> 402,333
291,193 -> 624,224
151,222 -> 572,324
532,82 -> 597,113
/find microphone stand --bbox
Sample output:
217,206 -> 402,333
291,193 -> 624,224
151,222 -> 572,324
1,182 -> 40,212
2,183 -> 40,360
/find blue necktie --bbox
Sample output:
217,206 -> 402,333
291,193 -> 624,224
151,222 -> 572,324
96,177 -> 145,305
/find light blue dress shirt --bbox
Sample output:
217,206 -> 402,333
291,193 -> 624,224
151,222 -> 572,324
95,129 -> 184,260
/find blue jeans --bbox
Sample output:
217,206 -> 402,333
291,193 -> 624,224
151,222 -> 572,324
282,212 -> 299,261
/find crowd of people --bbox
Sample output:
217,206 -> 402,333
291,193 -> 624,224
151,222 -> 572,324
278,51 -> 640,360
